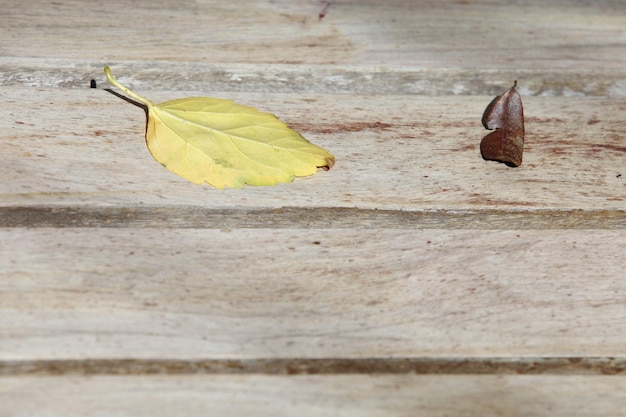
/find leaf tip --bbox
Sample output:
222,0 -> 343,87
320,155 -> 335,171
103,66 -> 113,82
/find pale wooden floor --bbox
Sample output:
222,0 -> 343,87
1,0 -> 625,415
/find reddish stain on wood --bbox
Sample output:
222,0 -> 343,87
290,121 -> 392,134
318,1 -> 331,20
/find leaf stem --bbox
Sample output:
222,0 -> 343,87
104,66 -> 155,108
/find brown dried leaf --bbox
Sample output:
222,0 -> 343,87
480,81 -> 525,167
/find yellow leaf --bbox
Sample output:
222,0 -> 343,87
104,67 -> 334,188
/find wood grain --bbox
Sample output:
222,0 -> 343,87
1,0 -> 625,70
2,0 -> 625,415
2,228 -> 624,360
2,375 -> 626,417
1,87 -> 624,210
2,57 -> 625,96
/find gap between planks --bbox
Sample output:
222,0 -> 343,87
1,357 -> 626,376
1,206 -> 624,229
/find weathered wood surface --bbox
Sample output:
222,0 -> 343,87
3,56 -> 626,98
2,375 -> 626,417
1,0 -> 625,415
1,88 -> 624,210
1,0 -> 625,70
2,228 -> 624,359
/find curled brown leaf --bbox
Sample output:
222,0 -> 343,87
480,81 -> 525,167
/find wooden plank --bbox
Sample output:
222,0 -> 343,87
1,0 -> 625,70
1,228 -> 624,360
2,0 -> 625,413
1,87 -> 624,210
2,375 -> 626,417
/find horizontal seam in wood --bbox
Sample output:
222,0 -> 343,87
2,358 -> 626,376
0,206 -> 624,229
